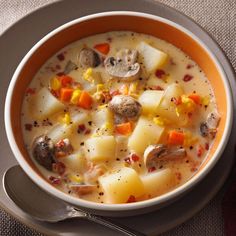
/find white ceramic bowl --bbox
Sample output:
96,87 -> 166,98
4,11 -> 233,216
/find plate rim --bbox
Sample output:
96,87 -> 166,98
0,0 -> 235,235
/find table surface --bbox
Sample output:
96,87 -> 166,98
0,0 -> 235,235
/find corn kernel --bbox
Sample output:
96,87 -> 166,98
70,89 -> 81,104
50,77 -> 61,90
83,68 -> 93,82
62,113 -> 71,125
153,117 -> 165,126
129,82 -> 138,94
98,104 -> 108,109
181,95 -> 195,111
101,122 -> 113,131
181,95 -> 192,104
97,84 -> 105,92
175,107 -> 180,117
69,174 -> 83,183
202,96 -> 210,106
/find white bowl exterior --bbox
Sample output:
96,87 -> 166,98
4,11 -> 233,215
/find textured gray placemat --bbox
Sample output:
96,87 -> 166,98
0,0 -> 235,235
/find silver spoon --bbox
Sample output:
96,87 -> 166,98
3,165 -> 145,236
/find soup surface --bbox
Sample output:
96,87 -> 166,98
21,31 -> 220,204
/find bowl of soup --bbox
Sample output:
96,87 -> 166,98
4,11 -> 233,216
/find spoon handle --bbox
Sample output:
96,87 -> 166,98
86,213 -> 146,236
73,208 -> 146,236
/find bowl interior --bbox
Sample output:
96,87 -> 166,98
7,13 -> 229,206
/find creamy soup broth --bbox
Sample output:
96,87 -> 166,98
21,31 -> 220,204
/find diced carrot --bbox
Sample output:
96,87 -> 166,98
59,75 -> 73,87
168,130 -> 185,145
78,91 -> 93,109
188,94 -> 201,104
60,88 -> 74,102
94,43 -> 110,55
115,122 -> 133,135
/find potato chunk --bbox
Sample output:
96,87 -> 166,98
156,84 -> 187,125
128,117 -> 164,154
99,167 -> 144,203
85,136 -> 116,162
137,42 -> 168,73
30,87 -> 65,119
61,152 -> 87,173
47,112 -> 89,143
141,169 -> 176,197
92,107 -> 114,135
138,90 -> 164,114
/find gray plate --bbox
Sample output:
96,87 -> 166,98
0,0 -> 235,235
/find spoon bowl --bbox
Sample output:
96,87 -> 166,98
3,165 -> 145,236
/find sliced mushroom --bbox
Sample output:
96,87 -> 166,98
144,144 -> 186,167
64,60 -> 78,74
79,48 -> 101,68
200,111 -> 220,138
54,138 -> 73,158
199,122 -> 208,137
32,135 -> 55,170
104,49 -> 141,81
109,95 -> 142,118
206,111 -> 220,129
116,49 -> 138,65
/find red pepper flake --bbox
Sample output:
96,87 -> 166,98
85,129 -> 91,135
124,157 -> 131,165
57,53 -> 65,61
197,144 -> 204,157
205,143 -> 209,150
107,37 -> 112,42
56,72 -> 65,76
26,88 -> 36,95
130,153 -> 140,162
50,89 -> 60,98
186,64 -> 194,69
52,162 -> 66,175
110,90 -> 121,97
127,195 -> 136,203
49,176 -> 61,185
148,166 -> 156,173
188,112 -> 193,118
24,123 -> 32,131
183,74 -> 193,82
152,85 -> 164,91
155,69 -> 166,79
175,172 -> 182,180
78,124 -> 86,133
